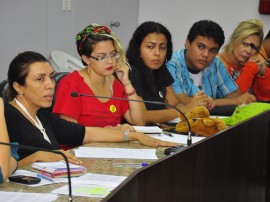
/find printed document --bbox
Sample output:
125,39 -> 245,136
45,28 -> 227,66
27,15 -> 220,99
74,147 -> 158,159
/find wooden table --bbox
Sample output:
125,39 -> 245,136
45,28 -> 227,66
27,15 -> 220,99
0,141 -> 167,201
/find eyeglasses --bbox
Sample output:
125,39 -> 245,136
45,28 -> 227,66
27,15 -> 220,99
89,52 -> 120,62
242,41 -> 259,50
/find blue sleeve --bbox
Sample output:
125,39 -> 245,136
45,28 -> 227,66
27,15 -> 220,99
0,143 -> 18,184
166,54 -> 184,94
215,59 -> 238,97
11,142 -> 19,161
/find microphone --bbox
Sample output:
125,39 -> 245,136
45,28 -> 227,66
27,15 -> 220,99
71,91 -> 193,146
0,141 -> 73,201
250,43 -> 270,67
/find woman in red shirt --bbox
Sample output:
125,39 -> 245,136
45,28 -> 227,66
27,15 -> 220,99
53,24 -> 145,128
218,19 -> 268,99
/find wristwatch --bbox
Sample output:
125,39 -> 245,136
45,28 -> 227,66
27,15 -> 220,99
124,130 -> 130,142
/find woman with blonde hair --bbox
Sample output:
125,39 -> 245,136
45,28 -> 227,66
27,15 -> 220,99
218,19 -> 268,97
53,23 -> 145,129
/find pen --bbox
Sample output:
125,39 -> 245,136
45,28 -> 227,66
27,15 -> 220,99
112,163 -> 149,168
163,133 -> 174,137
37,174 -> 54,182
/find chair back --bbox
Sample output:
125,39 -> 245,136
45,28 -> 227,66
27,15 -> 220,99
47,72 -> 69,111
49,50 -> 83,72
0,80 -> 9,103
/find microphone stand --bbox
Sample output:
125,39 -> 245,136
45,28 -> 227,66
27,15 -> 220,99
250,43 -> 270,67
71,92 -> 193,146
0,142 -> 73,201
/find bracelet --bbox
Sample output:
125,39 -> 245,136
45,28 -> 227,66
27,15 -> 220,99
125,88 -> 136,97
123,130 -> 130,142
123,80 -> 131,87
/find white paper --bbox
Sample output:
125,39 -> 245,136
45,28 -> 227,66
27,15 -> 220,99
72,173 -> 127,187
168,116 -> 229,123
32,161 -> 85,172
74,147 -> 158,159
0,191 -> 59,202
148,133 -> 205,145
210,115 -> 229,119
51,184 -> 113,198
167,117 -> 181,123
52,173 -> 126,198
133,126 -> 162,133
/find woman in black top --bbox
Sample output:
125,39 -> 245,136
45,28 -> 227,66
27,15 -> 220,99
5,51 -> 177,167
127,21 -> 207,125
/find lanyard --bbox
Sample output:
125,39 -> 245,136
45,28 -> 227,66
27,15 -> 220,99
14,98 -> 51,143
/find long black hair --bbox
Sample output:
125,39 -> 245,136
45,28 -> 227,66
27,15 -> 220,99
126,21 -> 173,97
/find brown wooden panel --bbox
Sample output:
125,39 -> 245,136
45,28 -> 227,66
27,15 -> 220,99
104,110 -> 270,202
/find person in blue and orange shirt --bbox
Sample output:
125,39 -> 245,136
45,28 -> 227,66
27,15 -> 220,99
218,19 -> 269,101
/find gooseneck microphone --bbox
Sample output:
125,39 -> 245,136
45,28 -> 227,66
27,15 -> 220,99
250,43 -> 270,67
71,92 -> 193,146
0,142 -> 73,201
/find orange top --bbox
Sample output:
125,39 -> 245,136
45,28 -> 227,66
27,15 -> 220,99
218,53 -> 258,93
252,46 -> 270,101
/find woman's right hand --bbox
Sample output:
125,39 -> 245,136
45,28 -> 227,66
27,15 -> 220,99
130,132 -> 178,147
35,150 -> 82,165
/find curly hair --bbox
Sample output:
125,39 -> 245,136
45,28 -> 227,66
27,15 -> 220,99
187,20 -> 225,49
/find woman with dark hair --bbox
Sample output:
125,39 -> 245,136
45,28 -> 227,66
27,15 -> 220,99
126,21 -> 207,125
53,23 -> 145,128
5,51 -> 177,167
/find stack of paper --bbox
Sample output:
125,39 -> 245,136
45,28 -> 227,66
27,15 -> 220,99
133,126 -> 162,133
75,147 -> 158,159
31,161 -> 87,178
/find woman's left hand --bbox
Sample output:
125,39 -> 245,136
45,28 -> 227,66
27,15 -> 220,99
111,124 -> 135,132
258,61 -> 268,76
114,63 -> 129,85
250,58 -> 267,76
